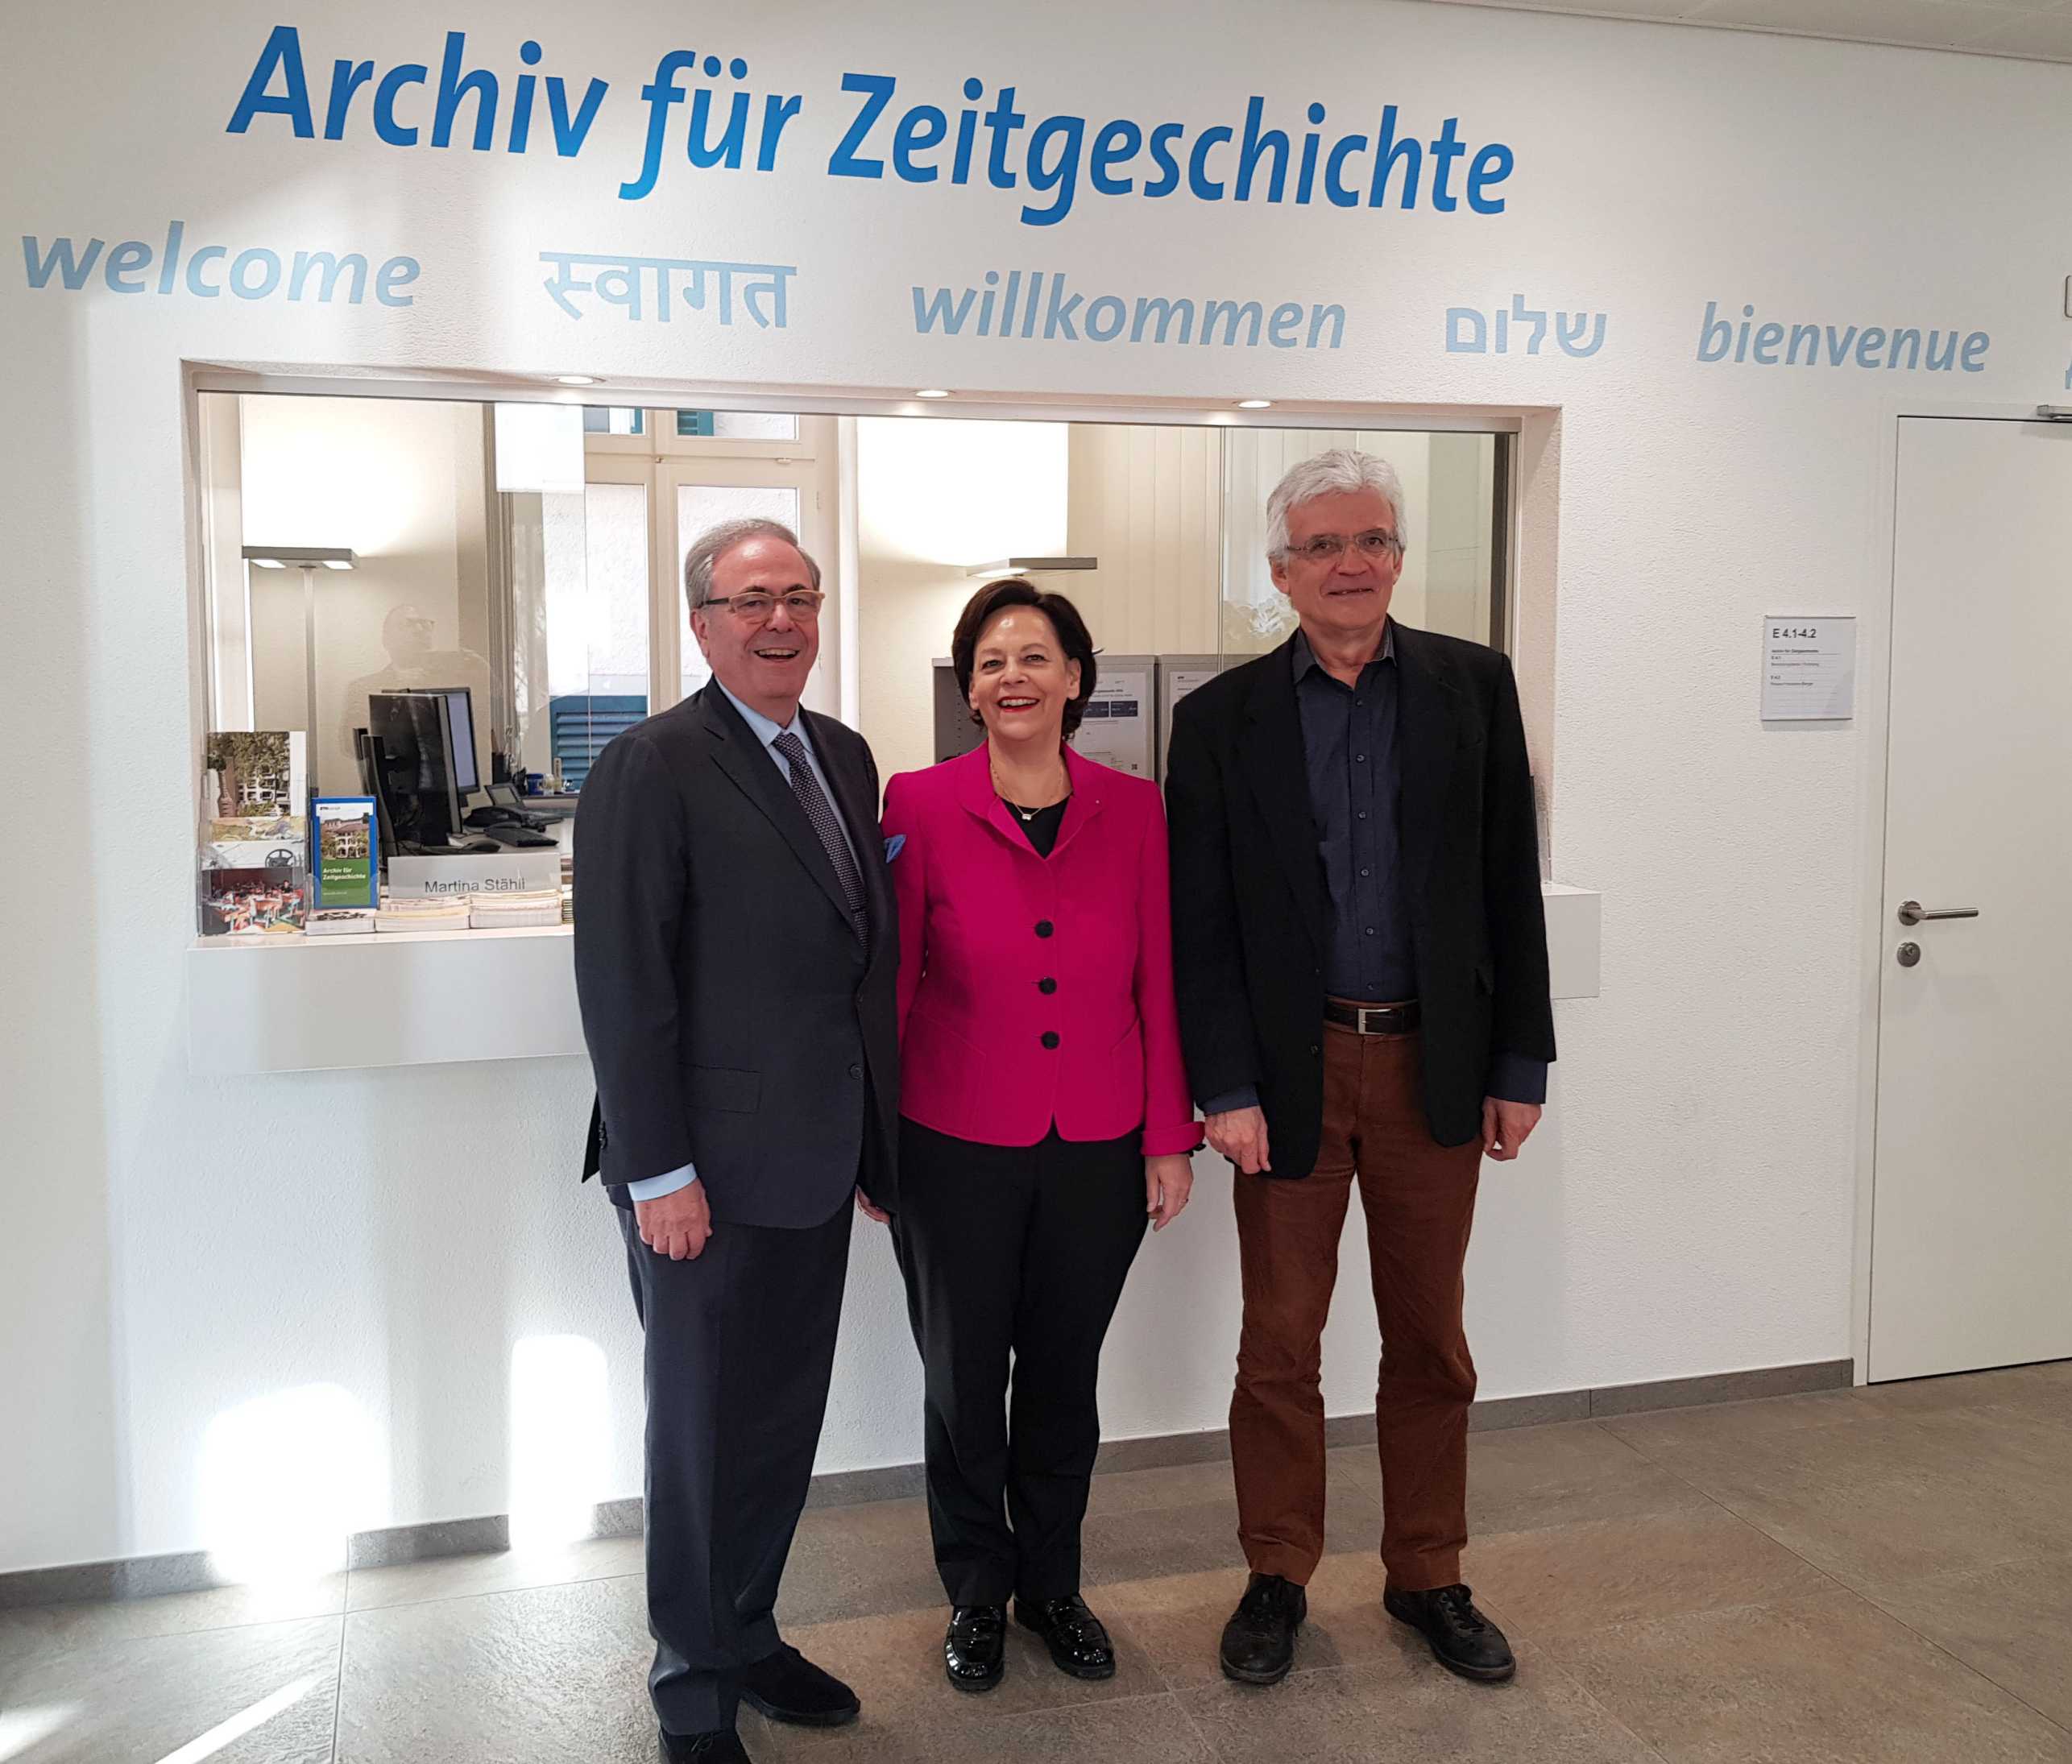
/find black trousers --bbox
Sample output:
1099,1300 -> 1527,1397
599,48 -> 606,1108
890,1119 -> 1146,1608
616,1198 -> 850,1737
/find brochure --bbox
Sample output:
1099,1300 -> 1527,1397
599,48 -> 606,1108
197,865 -> 306,937
313,796 -> 379,909
203,730 -> 308,826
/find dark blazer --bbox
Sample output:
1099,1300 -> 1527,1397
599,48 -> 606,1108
574,684 -> 899,1225
1165,624 -> 1553,1173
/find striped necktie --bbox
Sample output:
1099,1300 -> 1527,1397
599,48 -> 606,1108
772,729 -> 868,944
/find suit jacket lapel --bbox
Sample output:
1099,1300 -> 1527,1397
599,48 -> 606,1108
698,687 -> 854,930
1048,748 -> 1105,859
1393,625 -> 1470,906
1239,637 -> 1326,959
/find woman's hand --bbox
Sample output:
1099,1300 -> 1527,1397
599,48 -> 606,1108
1145,1153 -> 1194,1232
855,1186 -> 890,1224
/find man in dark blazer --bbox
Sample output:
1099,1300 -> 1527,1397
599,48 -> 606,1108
574,517 -> 897,1763
1166,450 -> 1554,1692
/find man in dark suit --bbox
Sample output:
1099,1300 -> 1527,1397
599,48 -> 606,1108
1166,450 -> 1554,1691
574,517 -> 898,1763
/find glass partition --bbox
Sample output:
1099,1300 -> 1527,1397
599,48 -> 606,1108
1220,428 -> 1501,656
197,392 -> 1508,938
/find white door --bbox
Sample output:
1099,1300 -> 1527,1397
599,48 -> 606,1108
1870,416 -> 2072,1382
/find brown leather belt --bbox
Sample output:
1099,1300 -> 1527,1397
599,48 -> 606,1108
1322,999 -> 1421,1035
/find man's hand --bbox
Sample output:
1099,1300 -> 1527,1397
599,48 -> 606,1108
856,1185 -> 890,1224
1145,1153 -> 1195,1232
636,1181 -> 713,1260
1206,1106 -> 1272,1175
1481,1098 -> 1542,1162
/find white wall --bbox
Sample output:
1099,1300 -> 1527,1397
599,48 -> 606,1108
5,0 -> 2069,1574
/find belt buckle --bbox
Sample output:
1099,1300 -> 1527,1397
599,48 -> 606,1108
1357,1005 -> 1394,1035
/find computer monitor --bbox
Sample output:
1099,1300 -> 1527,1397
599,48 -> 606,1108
367,690 -> 464,849
420,686 -> 479,792
354,727 -> 406,863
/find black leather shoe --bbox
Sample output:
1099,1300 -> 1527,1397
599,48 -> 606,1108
1383,1583 -> 1516,1683
1014,1593 -> 1117,1680
659,1727 -> 750,1762
737,1642 -> 860,1726
944,1603 -> 1008,1692
1219,1571 -> 1307,1685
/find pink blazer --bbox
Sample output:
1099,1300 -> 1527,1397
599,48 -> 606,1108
881,745 -> 1204,1157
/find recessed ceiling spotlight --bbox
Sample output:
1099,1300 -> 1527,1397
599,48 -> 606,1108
915,387 -> 951,400
554,375 -> 602,387
1235,398 -> 1273,409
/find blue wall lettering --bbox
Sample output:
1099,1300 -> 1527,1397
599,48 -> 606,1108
222,27 -> 1516,230
1695,302 -> 1987,372
21,222 -> 420,306
911,270 -> 1345,349
1446,296 -> 1606,358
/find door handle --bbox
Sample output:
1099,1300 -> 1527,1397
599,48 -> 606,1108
1896,901 -> 1980,926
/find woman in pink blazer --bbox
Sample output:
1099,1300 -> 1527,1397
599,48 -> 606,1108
877,578 -> 1203,1696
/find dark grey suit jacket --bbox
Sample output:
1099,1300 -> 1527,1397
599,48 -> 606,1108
574,685 -> 900,1226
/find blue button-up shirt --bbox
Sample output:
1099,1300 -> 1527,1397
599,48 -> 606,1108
1295,626 -> 1415,1004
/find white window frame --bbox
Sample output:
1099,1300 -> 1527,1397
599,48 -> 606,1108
583,413 -> 838,715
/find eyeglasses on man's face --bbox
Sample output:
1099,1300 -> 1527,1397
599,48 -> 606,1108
702,589 -> 826,624
1287,529 -> 1403,565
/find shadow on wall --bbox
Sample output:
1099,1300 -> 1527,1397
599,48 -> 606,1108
0,284 -> 122,1574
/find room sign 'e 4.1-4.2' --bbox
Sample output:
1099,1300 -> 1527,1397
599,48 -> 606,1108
1761,615 -> 1856,722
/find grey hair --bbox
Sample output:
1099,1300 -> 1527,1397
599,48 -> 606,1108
1264,449 -> 1410,561
682,516 -> 823,611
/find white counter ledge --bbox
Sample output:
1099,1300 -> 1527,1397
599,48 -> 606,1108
187,923 -> 584,1076
188,884 -> 1602,1077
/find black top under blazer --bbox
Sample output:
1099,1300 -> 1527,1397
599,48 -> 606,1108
1165,624 -> 1555,1173
574,685 -> 900,1225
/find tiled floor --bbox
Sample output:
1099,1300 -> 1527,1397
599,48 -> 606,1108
5,1361 -> 2070,1762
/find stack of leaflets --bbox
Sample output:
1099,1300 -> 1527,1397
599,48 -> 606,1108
374,897 -> 472,934
306,909 -> 375,937
469,888 -> 563,930
200,731 -> 309,936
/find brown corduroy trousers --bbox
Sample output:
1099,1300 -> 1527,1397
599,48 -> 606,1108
1230,1018 -> 1483,1592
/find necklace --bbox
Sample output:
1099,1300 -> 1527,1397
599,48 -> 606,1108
992,753 -> 1068,820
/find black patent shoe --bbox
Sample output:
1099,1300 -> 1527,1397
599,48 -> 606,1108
659,1727 -> 750,1761
1014,1593 -> 1117,1680
945,1603 -> 1008,1692
1219,1571 -> 1307,1685
1383,1583 -> 1517,1683
738,1642 -> 860,1726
